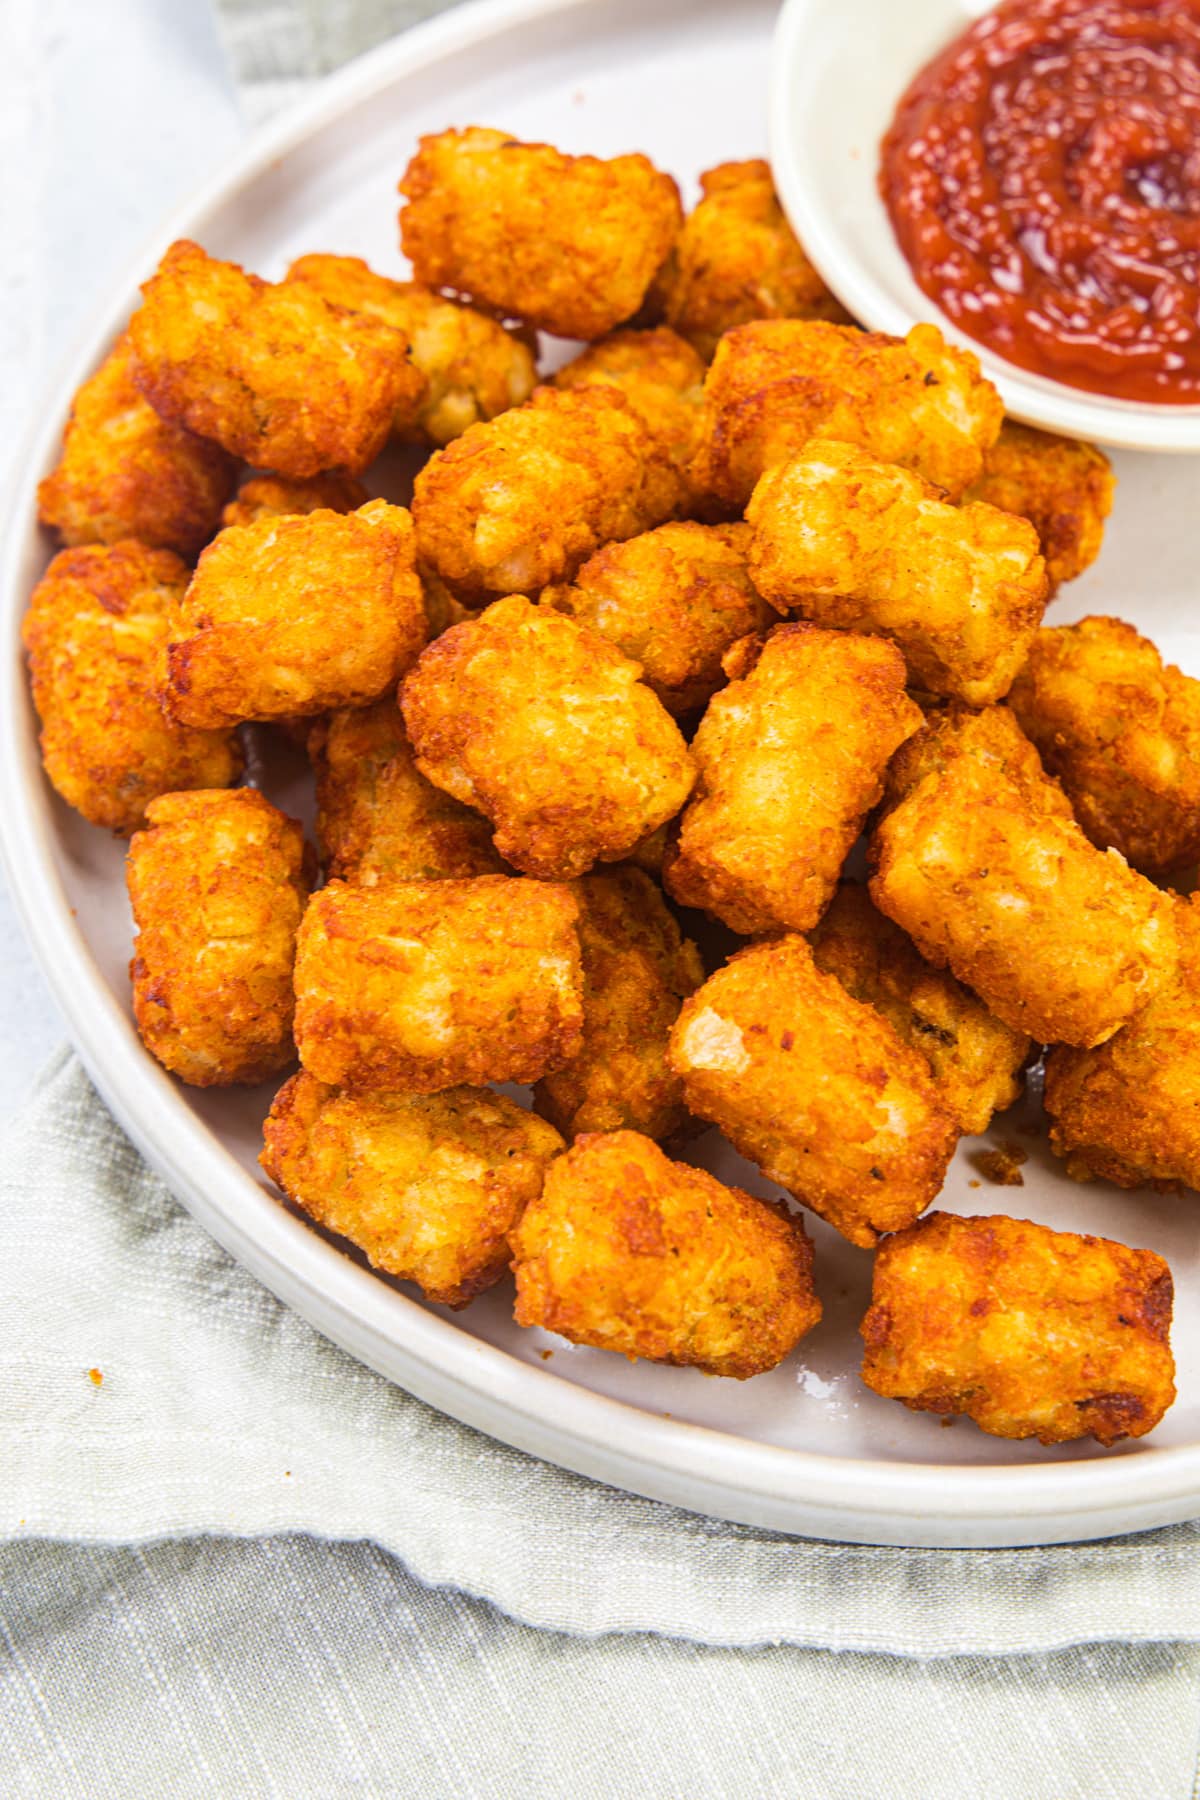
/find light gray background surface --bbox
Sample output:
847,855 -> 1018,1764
0,0 -> 243,1114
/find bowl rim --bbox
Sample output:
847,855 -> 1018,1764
767,0 -> 1200,453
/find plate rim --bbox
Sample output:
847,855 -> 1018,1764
3,0 -> 1199,1547
767,0 -> 1200,454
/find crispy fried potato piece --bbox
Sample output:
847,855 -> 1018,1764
664,624 -> 921,935
127,789 -> 310,1085
23,543 -> 241,834
534,868 -> 704,1142
870,705 -> 1178,1048
540,521 -> 773,715
647,158 -> 853,359
401,596 -> 694,880
262,1072 -> 564,1308
628,823 -> 669,877
286,253 -> 536,444
692,319 -> 1003,510
860,1212 -> 1175,1446
510,1130 -> 821,1376
964,420 -> 1114,593
165,500 -> 426,727
293,874 -> 584,1093
419,568 -> 472,637
1007,615 -> 1200,879
217,476 -> 373,746
748,439 -> 1048,706
882,697 -> 1063,814
1044,894 -> 1200,1191
398,127 -> 682,340
308,694 -> 504,884
221,472 -> 369,529
669,934 -> 958,1247
37,334 -> 236,559
412,385 -> 679,604
809,882 -> 1030,1135
128,239 -> 424,476
553,328 -> 705,520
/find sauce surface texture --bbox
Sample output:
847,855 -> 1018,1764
880,0 -> 1200,403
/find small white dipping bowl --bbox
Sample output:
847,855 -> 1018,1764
768,0 -> 1200,453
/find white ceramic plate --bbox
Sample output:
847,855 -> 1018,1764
769,0 -> 1200,453
3,0 -> 1199,1547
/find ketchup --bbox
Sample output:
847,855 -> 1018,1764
880,0 -> 1200,404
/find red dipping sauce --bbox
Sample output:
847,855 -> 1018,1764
880,0 -> 1200,403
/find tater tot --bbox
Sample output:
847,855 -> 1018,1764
400,597 -> 694,880
286,253 -> 536,444
553,328 -> 706,520
534,868 -> 704,1142
419,569 -> 472,637
647,158 -> 853,359
870,705 -> 1178,1048
1007,615 -> 1200,879
809,882 -> 1030,1135
510,1130 -> 821,1377
964,420 -> 1114,593
212,486 -> 367,754
128,239 -> 424,477
165,500 -> 426,728
220,472 -> 369,530
262,1072 -> 564,1308
1044,894 -> 1200,1192
540,521 -> 773,716
398,127 -> 682,340
127,789 -> 311,1085
747,439 -> 1048,706
293,875 -> 584,1093
668,935 -> 958,1247
412,384 -> 677,604
664,624 -> 922,935
22,543 -> 241,834
308,695 -> 504,884
882,697 -> 1060,814
861,1212 -> 1175,1446
628,823 -> 670,877
36,335 -> 236,559
692,319 -> 1003,510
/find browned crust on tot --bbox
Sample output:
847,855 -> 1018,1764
308,694 -> 504,885
292,874 -> 585,1093
1007,614 -> 1200,879
1043,893 -> 1200,1192
534,867 -> 705,1142
400,596 -> 694,880
22,540 -> 241,834
37,334 -> 236,559
669,933 -> 958,1247
128,239 -> 423,477
262,1071 -> 564,1309
412,384 -> 684,604
511,1129 -> 821,1377
964,420 -> 1113,593
646,157 -> 853,359
165,500 -> 426,728
398,127 -> 682,340
127,788 -> 311,1086
809,881 -> 1030,1136
869,705 -> 1179,1048
664,622 -> 922,935
691,318 -> 1003,509
860,1211 -> 1175,1447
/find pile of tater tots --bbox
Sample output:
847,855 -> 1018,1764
28,127 -> 1196,1449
